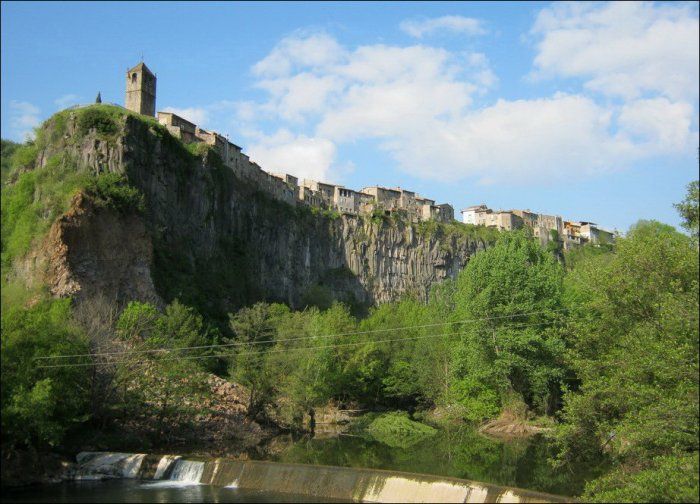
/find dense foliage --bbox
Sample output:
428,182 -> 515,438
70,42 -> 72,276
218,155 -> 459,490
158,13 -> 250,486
556,220 -> 699,501
1,299 -> 90,449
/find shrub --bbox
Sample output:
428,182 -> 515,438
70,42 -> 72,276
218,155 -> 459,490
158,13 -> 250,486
84,172 -> 145,213
9,143 -> 38,172
366,411 -> 437,448
77,107 -> 119,137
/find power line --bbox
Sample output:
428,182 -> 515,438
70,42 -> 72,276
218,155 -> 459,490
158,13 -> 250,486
36,319 -> 569,369
35,307 -> 570,361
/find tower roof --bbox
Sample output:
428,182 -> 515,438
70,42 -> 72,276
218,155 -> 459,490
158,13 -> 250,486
127,61 -> 155,77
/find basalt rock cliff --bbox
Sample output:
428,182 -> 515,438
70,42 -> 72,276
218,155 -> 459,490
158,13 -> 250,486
29,108 -> 493,314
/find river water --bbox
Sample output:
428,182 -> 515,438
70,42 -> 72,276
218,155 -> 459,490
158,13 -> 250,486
260,428 -> 595,497
2,427 -> 597,502
1,480 -> 347,503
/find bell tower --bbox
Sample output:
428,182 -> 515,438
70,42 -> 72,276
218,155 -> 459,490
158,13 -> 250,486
125,62 -> 156,116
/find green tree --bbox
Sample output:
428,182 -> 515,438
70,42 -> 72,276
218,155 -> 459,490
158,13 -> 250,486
228,302 -> 285,416
112,300 -> 212,443
557,220 -> 699,502
451,230 -> 566,421
1,299 -> 91,449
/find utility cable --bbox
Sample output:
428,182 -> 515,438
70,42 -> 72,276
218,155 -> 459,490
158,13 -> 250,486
36,318 -> 569,369
35,307 -> 570,361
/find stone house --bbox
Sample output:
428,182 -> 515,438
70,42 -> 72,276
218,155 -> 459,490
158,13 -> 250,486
461,204 -> 489,225
361,186 -> 402,210
302,180 -> 337,207
563,221 -> 583,249
580,223 -> 615,245
512,209 -> 539,230
273,173 -> 299,187
298,186 -> 323,207
157,112 -> 197,143
334,187 -> 361,214
435,203 -> 455,222
512,209 -> 561,244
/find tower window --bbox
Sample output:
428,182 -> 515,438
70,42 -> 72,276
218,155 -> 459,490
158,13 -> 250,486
131,73 -> 137,83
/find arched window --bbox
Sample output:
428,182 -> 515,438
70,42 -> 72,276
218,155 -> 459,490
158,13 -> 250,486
131,73 -> 137,83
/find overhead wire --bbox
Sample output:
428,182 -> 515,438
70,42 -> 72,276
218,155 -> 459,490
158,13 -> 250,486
34,307 -> 571,362
36,317 -> 571,369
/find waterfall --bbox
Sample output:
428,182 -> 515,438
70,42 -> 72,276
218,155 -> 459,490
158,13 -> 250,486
74,452 -> 146,480
154,455 -> 181,480
168,459 -> 205,484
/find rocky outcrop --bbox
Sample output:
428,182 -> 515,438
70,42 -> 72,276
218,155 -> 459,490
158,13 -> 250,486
40,192 -> 159,305
35,110 -> 491,310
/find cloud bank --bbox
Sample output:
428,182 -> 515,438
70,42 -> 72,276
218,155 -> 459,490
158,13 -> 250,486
171,3 -> 698,185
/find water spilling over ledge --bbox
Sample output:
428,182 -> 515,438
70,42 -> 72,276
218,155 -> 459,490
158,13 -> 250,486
73,451 -> 572,503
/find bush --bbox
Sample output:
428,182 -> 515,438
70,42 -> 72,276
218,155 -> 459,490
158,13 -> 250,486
365,411 -> 437,448
77,107 -> 119,137
9,143 -> 38,172
84,172 -> 145,213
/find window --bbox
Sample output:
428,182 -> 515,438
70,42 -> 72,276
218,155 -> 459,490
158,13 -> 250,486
131,73 -> 137,83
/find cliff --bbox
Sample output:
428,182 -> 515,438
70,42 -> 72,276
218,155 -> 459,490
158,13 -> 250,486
24,106 -> 494,314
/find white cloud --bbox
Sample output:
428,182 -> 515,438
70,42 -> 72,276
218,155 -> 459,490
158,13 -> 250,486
161,106 -> 210,126
531,1 -> 699,101
400,15 -> 486,38
383,94 -> 638,184
317,45 -> 477,140
9,101 -> 41,141
256,72 -> 345,123
233,29 -> 696,186
617,98 -> 695,153
252,32 -> 346,78
54,94 -> 81,109
247,130 -> 337,182
240,38 -> 485,137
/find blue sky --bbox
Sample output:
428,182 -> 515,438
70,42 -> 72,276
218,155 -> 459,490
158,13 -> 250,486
2,1 -> 698,232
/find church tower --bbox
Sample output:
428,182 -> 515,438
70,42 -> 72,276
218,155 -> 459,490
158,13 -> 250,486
125,62 -> 156,116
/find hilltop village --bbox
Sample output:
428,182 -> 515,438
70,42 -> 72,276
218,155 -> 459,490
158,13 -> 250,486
120,62 -> 614,247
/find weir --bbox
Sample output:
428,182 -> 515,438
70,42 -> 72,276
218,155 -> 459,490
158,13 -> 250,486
73,451 -> 572,503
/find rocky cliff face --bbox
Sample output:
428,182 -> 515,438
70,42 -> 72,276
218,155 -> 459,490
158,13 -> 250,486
35,109 -> 490,312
